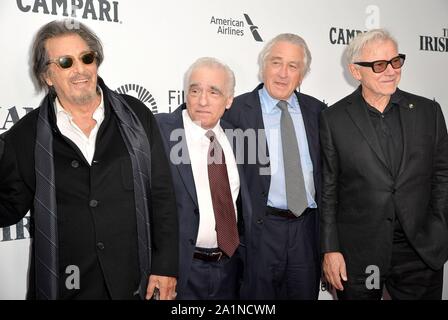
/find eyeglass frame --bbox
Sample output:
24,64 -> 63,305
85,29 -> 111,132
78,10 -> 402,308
353,54 -> 406,73
46,51 -> 97,70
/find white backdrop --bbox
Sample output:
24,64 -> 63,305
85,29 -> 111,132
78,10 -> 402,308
0,0 -> 447,299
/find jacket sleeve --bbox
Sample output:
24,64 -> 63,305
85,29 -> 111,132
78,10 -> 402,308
319,111 -> 341,253
0,135 -> 33,227
430,101 -> 448,226
147,111 -> 179,277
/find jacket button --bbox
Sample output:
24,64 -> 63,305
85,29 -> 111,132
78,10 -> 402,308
392,188 -> 396,194
96,242 -> 105,250
257,218 -> 264,224
189,239 -> 195,245
89,199 -> 99,207
71,160 -> 79,168
194,208 -> 199,215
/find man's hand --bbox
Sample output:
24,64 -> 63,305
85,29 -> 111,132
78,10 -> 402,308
146,275 -> 177,300
323,252 -> 347,291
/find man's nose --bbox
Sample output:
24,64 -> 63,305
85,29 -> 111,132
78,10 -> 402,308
199,90 -> 208,106
278,64 -> 288,78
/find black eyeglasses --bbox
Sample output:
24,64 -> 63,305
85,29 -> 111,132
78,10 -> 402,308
46,51 -> 97,69
354,54 -> 406,73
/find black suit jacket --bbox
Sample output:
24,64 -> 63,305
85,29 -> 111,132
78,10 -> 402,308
320,87 -> 448,275
223,83 -> 326,256
0,91 -> 178,299
155,105 -> 254,297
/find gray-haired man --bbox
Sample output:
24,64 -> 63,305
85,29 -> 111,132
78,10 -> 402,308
0,19 -> 178,300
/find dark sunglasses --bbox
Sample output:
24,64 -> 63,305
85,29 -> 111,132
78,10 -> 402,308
46,51 -> 97,69
354,54 -> 406,73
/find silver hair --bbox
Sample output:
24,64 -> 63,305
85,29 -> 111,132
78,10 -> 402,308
346,28 -> 398,64
31,19 -> 104,92
258,33 -> 312,81
183,57 -> 236,98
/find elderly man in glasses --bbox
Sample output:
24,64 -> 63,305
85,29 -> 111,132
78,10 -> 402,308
320,28 -> 448,299
0,19 -> 179,300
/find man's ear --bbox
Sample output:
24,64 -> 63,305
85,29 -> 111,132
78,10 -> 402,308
348,63 -> 362,81
43,70 -> 53,87
225,97 -> 234,110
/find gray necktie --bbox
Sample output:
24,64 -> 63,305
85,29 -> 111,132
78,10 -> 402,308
277,100 -> 308,216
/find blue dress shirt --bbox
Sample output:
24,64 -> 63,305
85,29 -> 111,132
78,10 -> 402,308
259,87 -> 317,210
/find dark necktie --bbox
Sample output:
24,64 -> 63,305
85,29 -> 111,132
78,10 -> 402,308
277,100 -> 308,216
34,106 -> 59,300
206,130 -> 239,257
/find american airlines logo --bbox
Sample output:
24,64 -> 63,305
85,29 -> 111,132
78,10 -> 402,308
243,14 -> 262,42
209,13 -> 263,42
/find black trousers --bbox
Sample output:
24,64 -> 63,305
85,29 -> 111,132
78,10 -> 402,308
338,223 -> 444,300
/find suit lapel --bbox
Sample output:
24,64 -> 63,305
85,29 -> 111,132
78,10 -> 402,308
166,106 -> 199,207
296,92 -> 319,172
396,90 -> 416,178
345,90 -> 390,172
242,86 -> 271,194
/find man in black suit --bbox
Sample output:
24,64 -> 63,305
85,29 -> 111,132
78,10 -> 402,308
223,33 -> 326,299
156,57 -> 253,299
320,29 -> 448,299
0,19 -> 178,300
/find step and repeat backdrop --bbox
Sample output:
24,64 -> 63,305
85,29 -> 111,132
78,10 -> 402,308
0,0 -> 447,299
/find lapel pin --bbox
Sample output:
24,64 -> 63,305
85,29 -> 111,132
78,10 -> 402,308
409,103 -> 414,109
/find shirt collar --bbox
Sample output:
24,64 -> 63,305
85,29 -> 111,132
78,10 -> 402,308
54,87 -> 105,122
259,86 -> 299,113
182,109 -> 223,141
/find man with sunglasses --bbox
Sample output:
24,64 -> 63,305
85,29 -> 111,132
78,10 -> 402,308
320,29 -> 448,299
0,19 -> 178,300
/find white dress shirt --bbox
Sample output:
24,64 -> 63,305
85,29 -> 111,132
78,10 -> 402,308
54,89 -> 105,165
182,109 -> 240,249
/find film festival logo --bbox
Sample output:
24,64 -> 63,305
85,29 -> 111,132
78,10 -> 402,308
115,84 -> 158,114
16,0 -> 121,23
210,13 -> 263,42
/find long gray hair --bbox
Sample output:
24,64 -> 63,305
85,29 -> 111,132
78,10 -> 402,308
31,19 -> 104,92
